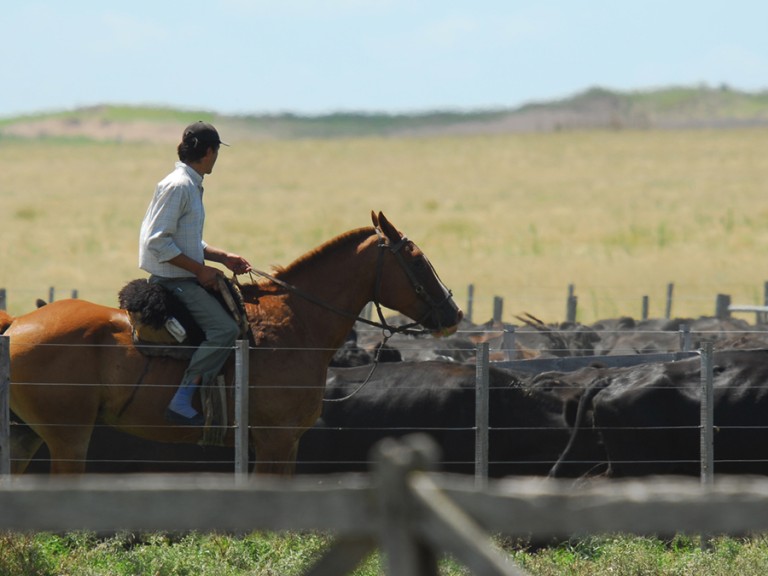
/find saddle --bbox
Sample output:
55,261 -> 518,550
118,275 -> 250,359
118,276 -> 250,446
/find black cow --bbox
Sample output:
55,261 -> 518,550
550,349 -> 768,478
296,360 -> 602,477
591,316 -> 758,356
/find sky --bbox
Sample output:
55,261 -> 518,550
3,0 -> 768,118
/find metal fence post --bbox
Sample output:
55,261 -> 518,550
700,341 -> 714,485
502,326 -> 516,361
235,339 -> 250,482
475,342 -> 489,488
679,324 -> 691,352
0,336 -> 10,478
700,340 -> 715,551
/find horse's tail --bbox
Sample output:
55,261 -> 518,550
0,310 -> 14,334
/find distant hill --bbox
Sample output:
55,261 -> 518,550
3,85 -> 768,142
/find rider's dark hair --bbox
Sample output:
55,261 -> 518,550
177,140 -> 218,163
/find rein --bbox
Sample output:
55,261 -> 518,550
241,266 -> 425,337
240,230 -> 439,338
236,227 -> 451,402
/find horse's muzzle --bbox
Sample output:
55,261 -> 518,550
428,308 -> 463,338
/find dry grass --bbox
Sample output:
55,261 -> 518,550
3,128 -> 768,323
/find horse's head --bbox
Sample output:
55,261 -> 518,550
371,211 -> 463,336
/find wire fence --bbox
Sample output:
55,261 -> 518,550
6,319 -> 768,478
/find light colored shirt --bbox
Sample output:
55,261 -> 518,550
139,162 -> 208,278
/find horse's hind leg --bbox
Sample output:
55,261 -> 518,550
10,421 -> 45,474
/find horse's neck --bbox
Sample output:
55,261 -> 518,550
272,237 -> 378,346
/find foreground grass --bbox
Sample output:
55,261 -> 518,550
2,531 -> 768,576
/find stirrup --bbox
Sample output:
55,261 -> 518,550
164,407 -> 205,426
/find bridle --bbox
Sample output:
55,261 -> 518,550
240,227 -> 456,402
371,227 -> 455,335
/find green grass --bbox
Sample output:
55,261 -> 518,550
3,532 -> 768,575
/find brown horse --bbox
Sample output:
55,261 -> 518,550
7,212 -> 462,474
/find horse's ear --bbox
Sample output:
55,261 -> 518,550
377,212 -> 400,242
371,210 -> 379,228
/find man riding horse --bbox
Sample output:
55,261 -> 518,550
139,121 -> 252,425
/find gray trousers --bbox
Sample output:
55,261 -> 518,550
151,276 -> 239,387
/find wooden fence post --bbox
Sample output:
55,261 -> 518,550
235,339 -> 250,482
566,284 -> 577,323
492,297 -> 503,324
715,294 -> 731,320
0,336 -> 9,478
466,284 -> 474,324
475,343 -> 490,488
373,436 -> 440,576
665,283 -> 674,319
642,295 -> 649,320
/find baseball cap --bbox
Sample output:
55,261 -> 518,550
182,121 -> 229,148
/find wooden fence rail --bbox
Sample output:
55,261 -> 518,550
3,435 -> 768,576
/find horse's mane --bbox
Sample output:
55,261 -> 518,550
238,226 -> 375,299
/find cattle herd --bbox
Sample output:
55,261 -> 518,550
18,312 -> 768,478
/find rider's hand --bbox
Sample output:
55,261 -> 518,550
224,254 -> 253,275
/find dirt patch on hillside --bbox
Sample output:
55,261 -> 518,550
3,118 -> 186,142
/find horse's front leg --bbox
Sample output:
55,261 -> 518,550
251,428 -> 300,476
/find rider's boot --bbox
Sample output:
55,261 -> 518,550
165,381 -> 205,426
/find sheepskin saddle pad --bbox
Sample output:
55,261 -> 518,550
118,276 -> 249,359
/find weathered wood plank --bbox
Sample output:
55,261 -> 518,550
0,473 -> 377,533
439,474 -> 768,538
411,473 -> 529,576
7,471 -> 768,550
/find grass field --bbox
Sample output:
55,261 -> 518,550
3,531 -> 768,575
3,128 -> 768,323
4,126 -> 768,573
